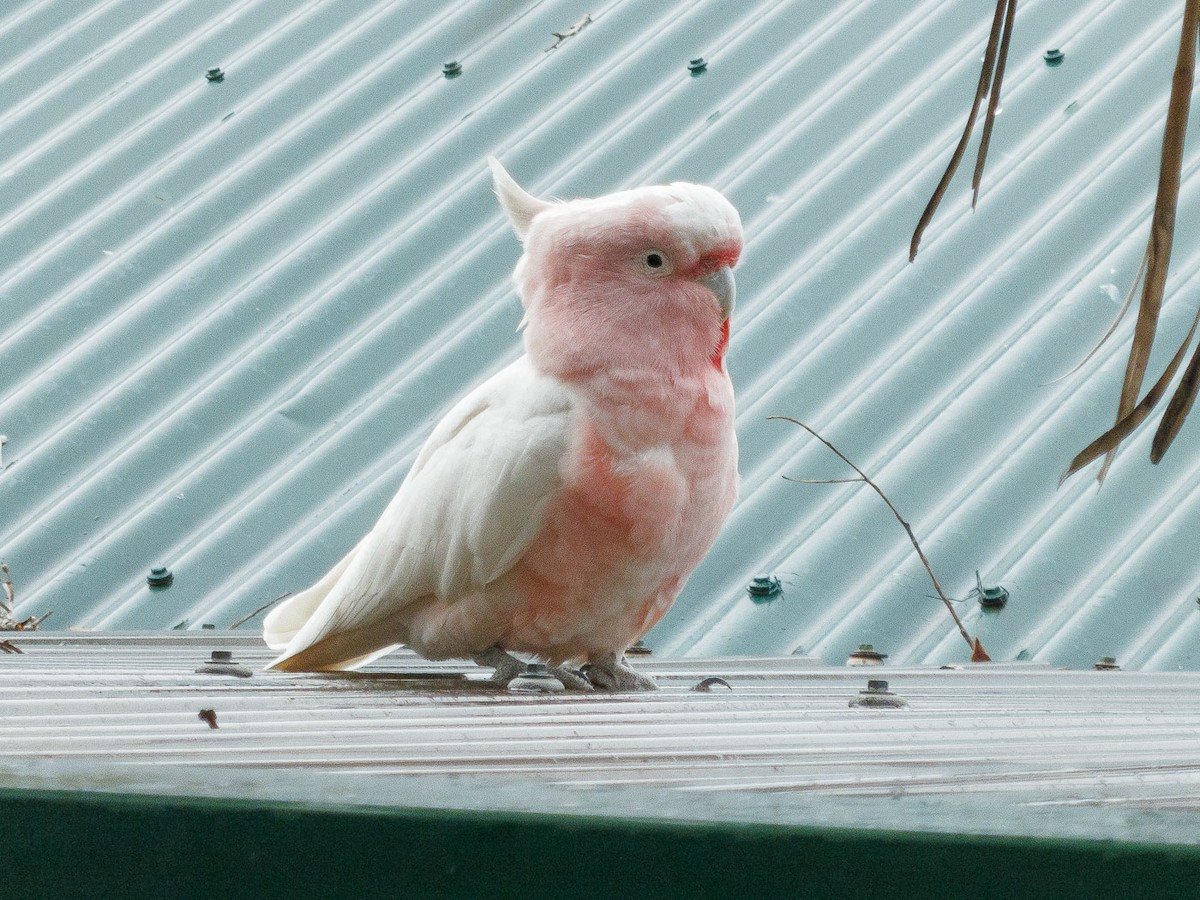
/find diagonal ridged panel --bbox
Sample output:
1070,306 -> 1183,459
2,0 -> 1199,670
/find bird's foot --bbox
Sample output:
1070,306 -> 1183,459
548,665 -> 592,692
472,646 -> 526,684
582,652 -> 658,692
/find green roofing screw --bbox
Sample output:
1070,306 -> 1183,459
975,571 -> 1009,609
1094,656 -> 1120,670
443,60 -> 463,78
847,644 -> 888,665
206,67 -> 225,83
747,574 -> 781,599
147,566 -> 173,587
688,57 -> 707,75
1044,49 -> 1064,67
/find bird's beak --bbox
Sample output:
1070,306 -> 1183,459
699,265 -> 736,321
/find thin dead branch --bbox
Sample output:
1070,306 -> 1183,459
910,0 -> 1015,261
1065,1 -> 1199,480
229,591 -> 291,630
545,14 -> 591,52
770,416 -> 988,659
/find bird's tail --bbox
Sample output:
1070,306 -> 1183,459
262,541 -> 361,650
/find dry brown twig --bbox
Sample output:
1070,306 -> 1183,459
771,416 -> 990,661
545,14 -> 591,52
229,591 -> 291,630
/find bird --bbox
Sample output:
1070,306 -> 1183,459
263,158 -> 743,691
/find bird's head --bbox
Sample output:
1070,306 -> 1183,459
489,158 -> 743,379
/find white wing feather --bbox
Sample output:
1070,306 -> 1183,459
268,357 -> 573,669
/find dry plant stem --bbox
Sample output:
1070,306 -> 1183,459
229,591 -> 291,630
1065,0 -> 1199,480
910,0 -> 1009,261
770,416 -> 979,654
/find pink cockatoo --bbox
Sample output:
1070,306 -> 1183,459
263,158 -> 742,691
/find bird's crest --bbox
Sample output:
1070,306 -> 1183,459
489,157 -> 552,242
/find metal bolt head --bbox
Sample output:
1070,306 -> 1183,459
1095,656 -> 1121,670
206,67 -> 225,82
626,639 -> 652,656
509,663 -> 566,693
850,679 -> 908,708
688,56 -> 707,74
847,643 -> 887,665
443,60 -> 463,78
1044,49 -> 1064,66
147,566 -> 173,587
196,649 -> 252,678
747,574 -> 782,599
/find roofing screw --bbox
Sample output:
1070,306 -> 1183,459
847,643 -> 887,666
688,56 -> 707,75
201,623 -> 215,630
747,574 -> 782,600
1043,49 -> 1064,67
626,639 -> 652,656
206,67 -> 225,82
508,662 -> 565,693
442,60 -> 462,78
1094,656 -> 1121,671
975,571 -> 1009,609
196,649 -> 253,678
849,679 -> 909,709
147,566 -> 173,587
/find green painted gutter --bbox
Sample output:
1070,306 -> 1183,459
5,786 -> 1200,900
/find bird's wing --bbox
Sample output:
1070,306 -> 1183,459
268,357 -> 574,669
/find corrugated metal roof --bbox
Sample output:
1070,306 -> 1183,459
3,0 -> 1200,669
6,633 -> 1200,817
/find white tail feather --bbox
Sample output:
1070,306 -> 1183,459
262,541 -> 361,650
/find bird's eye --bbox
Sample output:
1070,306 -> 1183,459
639,250 -> 672,275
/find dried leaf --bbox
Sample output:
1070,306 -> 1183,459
910,0 -> 1009,261
1152,328 -> 1200,460
1084,1 -> 1197,477
972,0 -> 1017,208
971,638 -> 991,662
1063,299 -> 1200,478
